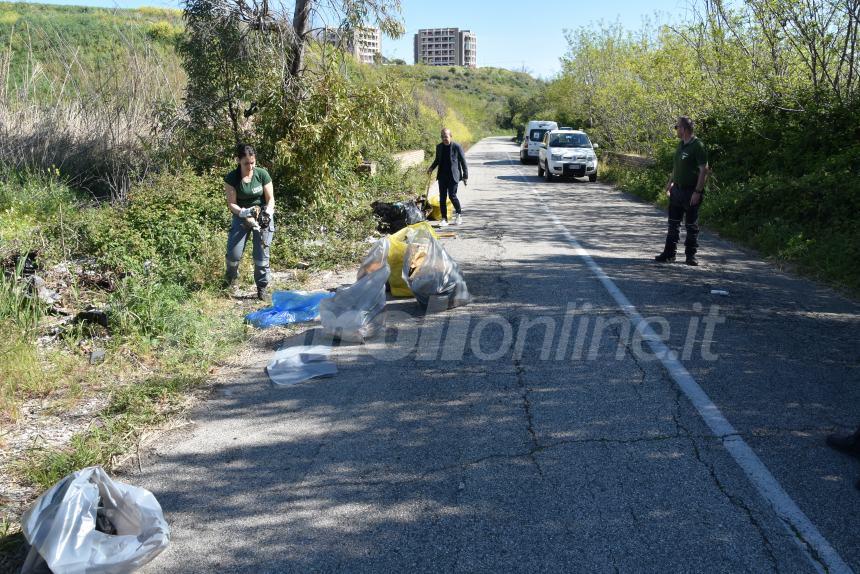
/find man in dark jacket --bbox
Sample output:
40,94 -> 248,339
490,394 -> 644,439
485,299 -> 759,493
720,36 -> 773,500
428,128 -> 468,227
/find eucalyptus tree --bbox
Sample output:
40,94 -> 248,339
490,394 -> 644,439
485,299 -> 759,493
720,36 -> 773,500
179,0 -> 404,169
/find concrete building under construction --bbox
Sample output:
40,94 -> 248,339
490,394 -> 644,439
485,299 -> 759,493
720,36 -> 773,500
413,28 -> 477,67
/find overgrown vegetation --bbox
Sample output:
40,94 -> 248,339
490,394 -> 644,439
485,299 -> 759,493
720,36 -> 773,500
509,4 -> 860,292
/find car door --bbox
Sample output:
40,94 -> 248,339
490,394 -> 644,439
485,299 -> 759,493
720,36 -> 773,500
539,132 -> 549,168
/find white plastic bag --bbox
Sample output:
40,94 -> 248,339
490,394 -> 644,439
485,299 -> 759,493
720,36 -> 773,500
402,228 -> 470,310
21,466 -> 170,574
320,239 -> 389,342
266,344 -> 337,386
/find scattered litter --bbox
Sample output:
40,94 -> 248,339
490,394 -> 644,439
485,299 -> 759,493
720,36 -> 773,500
266,345 -> 337,386
20,466 -> 170,574
710,289 -> 730,296
28,275 -> 62,306
320,239 -> 389,342
74,307 -> 109,329
436,232 -> 457,238
245,290 -> 335,328
89,348 -> 106,365
386,222 -> 438,297
403,228 -> 470,310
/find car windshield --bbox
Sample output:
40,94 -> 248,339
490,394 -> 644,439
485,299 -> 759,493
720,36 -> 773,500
549,133 -> 591,148
530,129 -> 550,142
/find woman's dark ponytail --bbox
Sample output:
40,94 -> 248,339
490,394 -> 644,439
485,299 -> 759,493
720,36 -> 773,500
235,143 -> 256,170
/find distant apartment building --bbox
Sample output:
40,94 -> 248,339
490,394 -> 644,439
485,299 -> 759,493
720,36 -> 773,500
413,28 -> 477,67
319,27 -> 381,65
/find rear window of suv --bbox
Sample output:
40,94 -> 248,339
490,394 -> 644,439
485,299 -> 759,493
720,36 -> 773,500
530,129 -> 550,142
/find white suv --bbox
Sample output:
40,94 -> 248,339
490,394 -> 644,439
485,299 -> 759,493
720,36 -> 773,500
537,129 -> 599,182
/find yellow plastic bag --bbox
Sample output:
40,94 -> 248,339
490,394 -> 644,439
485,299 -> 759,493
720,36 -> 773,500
387,222 -> 438,297
427,188 -> 455,221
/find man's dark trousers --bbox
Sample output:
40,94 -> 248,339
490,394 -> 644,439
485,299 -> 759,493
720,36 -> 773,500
664,184 -> 700,257
439,179 -> 461,221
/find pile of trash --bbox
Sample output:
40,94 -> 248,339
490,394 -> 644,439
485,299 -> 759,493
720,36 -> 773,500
250,201 -> 470,387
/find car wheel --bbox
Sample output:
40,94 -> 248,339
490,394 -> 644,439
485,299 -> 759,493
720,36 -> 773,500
537,160 -> 544,177
589,173 -> 597,182
520,151 -> 527,164
544,162 -> 553,182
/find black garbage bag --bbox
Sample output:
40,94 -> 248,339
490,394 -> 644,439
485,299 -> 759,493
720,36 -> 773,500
402,201 -> 425,225
371,200 -> 425,234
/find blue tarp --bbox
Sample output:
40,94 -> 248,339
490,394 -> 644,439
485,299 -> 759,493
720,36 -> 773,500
245,290 -> 335,328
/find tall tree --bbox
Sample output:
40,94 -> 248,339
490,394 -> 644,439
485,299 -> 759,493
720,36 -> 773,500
180,0 -> 404,160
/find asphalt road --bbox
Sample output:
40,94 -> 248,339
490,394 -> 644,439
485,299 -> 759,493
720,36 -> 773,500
135,137 -> 860,573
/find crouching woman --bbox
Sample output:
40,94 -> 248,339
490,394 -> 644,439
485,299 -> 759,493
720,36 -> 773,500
223,143 -> 275,300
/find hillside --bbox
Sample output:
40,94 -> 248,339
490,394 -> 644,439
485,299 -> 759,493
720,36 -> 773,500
0,2 -> 539,146
386,64 -> 543,143
0,2 -> 184,97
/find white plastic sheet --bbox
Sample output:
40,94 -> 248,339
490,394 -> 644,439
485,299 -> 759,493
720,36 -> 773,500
21,466 -> 170,574
266,345 -> 337,386
320,239 -> 389,342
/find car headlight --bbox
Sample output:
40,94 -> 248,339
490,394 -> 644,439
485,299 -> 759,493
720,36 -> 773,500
551,154 -> 562,160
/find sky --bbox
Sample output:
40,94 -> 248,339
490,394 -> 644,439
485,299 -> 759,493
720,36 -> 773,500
13,0 -> 696,78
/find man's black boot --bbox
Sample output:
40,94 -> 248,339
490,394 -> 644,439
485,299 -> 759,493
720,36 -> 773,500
654,252 -> 676,263
685,248 -> 698,266
826,427 -> 860,456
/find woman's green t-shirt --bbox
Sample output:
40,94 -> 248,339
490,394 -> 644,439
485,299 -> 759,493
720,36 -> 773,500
224,167 -> 272,208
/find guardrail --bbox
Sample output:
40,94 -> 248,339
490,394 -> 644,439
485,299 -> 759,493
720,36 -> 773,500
393,149 -> 425,169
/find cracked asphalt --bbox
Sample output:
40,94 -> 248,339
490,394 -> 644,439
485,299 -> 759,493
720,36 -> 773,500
135,137 -> 859,573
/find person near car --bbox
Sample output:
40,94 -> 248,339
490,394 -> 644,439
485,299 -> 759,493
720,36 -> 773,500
223,143 -> 275,300
655,116 -> 708,266
427,128 -> 468,227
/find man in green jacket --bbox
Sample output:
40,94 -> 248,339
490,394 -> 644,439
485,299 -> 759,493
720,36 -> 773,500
655,116 -> 709,266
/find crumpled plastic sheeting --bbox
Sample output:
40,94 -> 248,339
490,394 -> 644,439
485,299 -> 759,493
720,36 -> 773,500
245,290 -> 335,328
21,466 -> 170,574
403,228 -> 470,310
320,239 -> 389,342
266,345 -> 337,386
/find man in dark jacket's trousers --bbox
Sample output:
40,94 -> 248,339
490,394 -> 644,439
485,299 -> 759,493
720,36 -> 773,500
428,128 -> 468,227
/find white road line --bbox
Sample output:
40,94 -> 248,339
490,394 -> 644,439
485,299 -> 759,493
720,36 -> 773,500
507,151 -> 853,574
